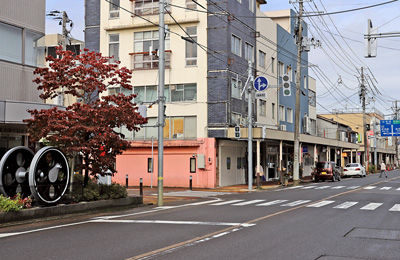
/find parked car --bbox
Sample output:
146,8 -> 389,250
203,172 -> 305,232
312,161 -> 341,182
343,163 -> 366,178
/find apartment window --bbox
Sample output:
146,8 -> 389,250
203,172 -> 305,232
287,108 -> 293,123
133,30 -> 170,69
245,42 -> 253,62
109,34 -> 119,63
231,77 -> 242,99
109,0 -> 120,18
185,27 -> 197,66
304,75 -> 307,89
134,85 -> 166,103
259,100 -> 266,116
278,61 -> 284,77
271,57 -> 275,73
259,50 -> 266,68
249,0 -> 255,12
0,22 -> 43,66
170,84 -> 197,102
279,105 -> 285,121
309,90 -> 316,107
231,34 -> 241,56
231,113 -> 241,125
272,103 -> 275,119
134,0 -> 159,16
135,116 -> 196,140
186,0 -> 197,9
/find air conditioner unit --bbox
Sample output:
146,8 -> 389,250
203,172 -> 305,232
280,125 -> 287,131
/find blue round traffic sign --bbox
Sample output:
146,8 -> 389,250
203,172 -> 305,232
254,76 -> 269,91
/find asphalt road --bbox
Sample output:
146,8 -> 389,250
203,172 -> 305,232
1,170 -> 400,260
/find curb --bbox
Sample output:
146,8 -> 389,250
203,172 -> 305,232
0,196 -> 143,224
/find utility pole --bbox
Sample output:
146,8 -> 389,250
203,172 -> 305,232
361,67 -> 368,174
157,0 -> 166,207
394,101 -> 399,167
293,0 -> 304,186
248,61 -> 254,190
62,11 -> 69,51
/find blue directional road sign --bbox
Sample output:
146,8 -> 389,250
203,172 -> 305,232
380,120 -> 400,136
254,76 -> 269,91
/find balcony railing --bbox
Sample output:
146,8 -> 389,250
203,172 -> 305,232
129,50 -> 171,70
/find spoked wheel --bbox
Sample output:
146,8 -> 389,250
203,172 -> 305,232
29,147 -> 70,204
0,146 -> 34,198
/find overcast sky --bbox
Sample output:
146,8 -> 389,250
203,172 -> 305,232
45,0 -> 400,117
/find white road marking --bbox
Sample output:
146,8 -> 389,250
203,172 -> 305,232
315,186 -> 331,189
0,233 -> 21,238
232,199 -> 265,206
364,186 -> 376,190
301,186 -> 317,189
389,204 -> 400,212
333,202 -> 358,209
397,188 -> 400,191
331,186 -> 345,189
307,200 -> 335,208
256,200 -> 288,206
281,200 -> 311,207
380,187 -> 392,190
211,200 -> 244,206
360,203 -> 383,210
347,186 -> 360,189
90,219 -> 255,227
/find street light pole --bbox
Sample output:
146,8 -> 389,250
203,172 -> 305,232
248,61 -> 254,190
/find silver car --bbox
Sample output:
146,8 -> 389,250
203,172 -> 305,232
343,163 -> 366,178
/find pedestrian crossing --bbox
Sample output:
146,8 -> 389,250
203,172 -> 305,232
206,199 -> 400,212
275,185 -> 400,192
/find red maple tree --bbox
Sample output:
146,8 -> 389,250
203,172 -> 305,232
25,47 -> 147,178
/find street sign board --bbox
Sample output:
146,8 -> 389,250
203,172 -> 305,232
254,76 -> 269,91
255,92 -> 267,99
380,120 -> 400,136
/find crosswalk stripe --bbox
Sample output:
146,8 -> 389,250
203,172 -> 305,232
333,202 -> 358,209
281,200 -> 311,207
397,188 -> 400,191
364,186 -> 376,190
360,203 -> 383,210
347,186 -> 360,189
256,200 -> 288,206
211,200 -> 244,206
331,186 -> 345,189
232,200 -> 265,206
315,186 -> 330,189
389,204 -> 400,211
380,187 -> 392,190
307,200 -> 335,208
301,186 -> 317,189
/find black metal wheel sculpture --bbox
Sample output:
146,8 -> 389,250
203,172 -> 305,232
29,146 -> 70,204
0,146 -> 34,198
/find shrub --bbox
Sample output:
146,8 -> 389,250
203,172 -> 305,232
69,174 -> 127,202
0,194 -> 31,212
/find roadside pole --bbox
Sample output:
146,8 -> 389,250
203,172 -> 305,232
248,61 -> 254,191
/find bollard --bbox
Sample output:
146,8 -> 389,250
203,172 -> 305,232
140,178 -> 143,196
189,175 -> 192,191
126,174 -> 128,188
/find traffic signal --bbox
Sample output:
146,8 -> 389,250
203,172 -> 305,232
366,124 -> 370,131
234,125 -> 241,138
282,74 -> 291,96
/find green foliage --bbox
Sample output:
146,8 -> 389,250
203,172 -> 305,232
369,165 -> 376,173
70,174 -> 127,202
0,194 -> 31,212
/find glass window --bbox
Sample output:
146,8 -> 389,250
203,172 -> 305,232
309,90 -> 316,107
25,31 -> 41,66
145,85 -> 157,102
231,78 -> 241,99
186,0 -> 197,9
271,57 -> 275,73
171,84 -> 197,102
272,103 -> 275,119
0,22 -> 22,63
231,113 -> 241,125
109,0 -> 120,18
231,35 -> 241,56
287,108 -> 293,123
184,116 -> 197,139
259,100 -> 266,116
245,42 -> 253,62
249,0 -> 255,12
258,50 -> 265,68
134,30 -> 170,70
164,118 -> 170,139
279,105 -> 285,121
278,61 -> 284,78
134,0 -> 160,16
109,34 -> 119,63
185,27 -> 197,66
172,117 -> 184,139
